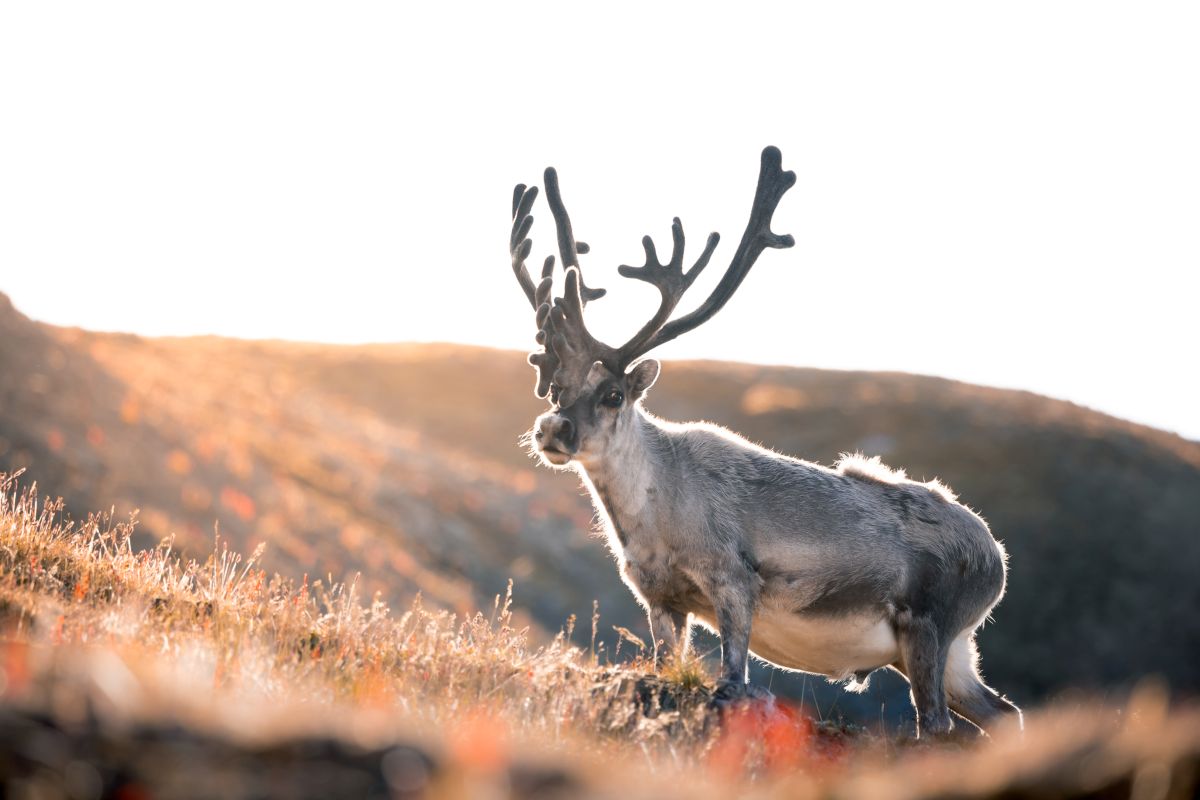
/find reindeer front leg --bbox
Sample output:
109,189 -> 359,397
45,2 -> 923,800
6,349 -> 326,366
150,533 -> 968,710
696,567 -> 772,707
712,590 -> 753,699
648,606 -> 689,668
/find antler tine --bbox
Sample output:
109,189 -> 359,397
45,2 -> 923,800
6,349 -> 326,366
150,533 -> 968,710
528,260 -> 559,399
533,256 -> 555,342
529,254 -> 561,398
511,180 -> 561,398
513,164 -> 608,399
615,217 -> 720,364
544,167 -> 606,305
527,345 -> 558,400
529,267 -> 616,402
510,182 -> 562,330
551,268 -> 611,353
510,183 -> 540,309
622,146 -> 795,363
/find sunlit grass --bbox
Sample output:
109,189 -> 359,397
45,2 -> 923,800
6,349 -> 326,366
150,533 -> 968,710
1,473 -> 1198,798
0,474 -> 713,761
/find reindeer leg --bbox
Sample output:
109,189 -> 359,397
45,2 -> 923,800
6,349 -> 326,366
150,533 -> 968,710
895,612 -> 953,738
945,633 -> 1023,735
699,572 -> 771,708
648,606 -> 689,668
711,599 -> 752,705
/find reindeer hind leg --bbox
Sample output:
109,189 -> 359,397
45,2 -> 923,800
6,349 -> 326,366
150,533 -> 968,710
944,633 -> 1023,735
895,611 -> 954,738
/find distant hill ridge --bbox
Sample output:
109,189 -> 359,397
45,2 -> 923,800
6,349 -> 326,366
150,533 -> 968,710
2,290 -> 1198,719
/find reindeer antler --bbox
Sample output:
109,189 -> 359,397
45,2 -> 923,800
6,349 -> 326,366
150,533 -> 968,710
543,168 -> 605,305
538,268 -> 619,403
614,217 -> 721,366
510,147 -> 794,404
616,146 -> 795,362
510,184 -> 539,308
511,172 -> 606,400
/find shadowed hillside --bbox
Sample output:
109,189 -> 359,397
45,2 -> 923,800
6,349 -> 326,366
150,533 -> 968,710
2,291 -> 1198,721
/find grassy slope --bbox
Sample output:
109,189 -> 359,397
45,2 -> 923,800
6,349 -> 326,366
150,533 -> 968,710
2,291 -> 1200,720
2,479 -> 1198,799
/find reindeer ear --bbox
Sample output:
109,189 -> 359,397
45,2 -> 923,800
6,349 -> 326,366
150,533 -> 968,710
626,358 -> 660,398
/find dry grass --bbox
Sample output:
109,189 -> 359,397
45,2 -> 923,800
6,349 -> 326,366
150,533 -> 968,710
1,473 -> 1198,799
0,473 -> 715,796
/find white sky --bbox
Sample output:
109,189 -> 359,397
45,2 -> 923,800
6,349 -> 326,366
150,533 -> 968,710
2,2 -> 1198,439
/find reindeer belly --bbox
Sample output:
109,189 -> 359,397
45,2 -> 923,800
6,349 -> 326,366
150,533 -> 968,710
746,608 -> 899,680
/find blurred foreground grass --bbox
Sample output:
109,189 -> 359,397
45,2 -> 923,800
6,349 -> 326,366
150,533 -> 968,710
0,474 -> 1197,799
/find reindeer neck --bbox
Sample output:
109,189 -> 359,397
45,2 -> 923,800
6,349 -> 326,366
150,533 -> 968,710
574,409 -> 665,551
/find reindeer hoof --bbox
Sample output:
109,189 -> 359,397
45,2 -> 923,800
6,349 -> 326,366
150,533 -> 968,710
709,680 -> 776,713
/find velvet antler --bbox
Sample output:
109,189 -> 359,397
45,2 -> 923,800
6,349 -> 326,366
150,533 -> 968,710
510,147 -> 795,403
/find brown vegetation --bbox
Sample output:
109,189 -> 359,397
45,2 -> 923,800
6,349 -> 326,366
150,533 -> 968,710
1,477 -> 1198,798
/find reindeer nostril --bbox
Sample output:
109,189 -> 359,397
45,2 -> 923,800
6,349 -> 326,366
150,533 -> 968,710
535,429 -> 544,440
558,418 -> 575,444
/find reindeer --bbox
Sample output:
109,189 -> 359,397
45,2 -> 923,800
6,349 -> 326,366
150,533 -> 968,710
507,147 -> 1022,737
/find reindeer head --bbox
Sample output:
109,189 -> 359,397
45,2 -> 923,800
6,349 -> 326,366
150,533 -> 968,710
509,147 -> 796,468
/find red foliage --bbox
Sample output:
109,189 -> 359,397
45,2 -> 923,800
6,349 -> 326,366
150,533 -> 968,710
707,700 -> 840,780
219,486 -> 256,521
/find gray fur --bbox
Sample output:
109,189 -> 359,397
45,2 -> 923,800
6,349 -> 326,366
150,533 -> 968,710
531,359 -> 1022,737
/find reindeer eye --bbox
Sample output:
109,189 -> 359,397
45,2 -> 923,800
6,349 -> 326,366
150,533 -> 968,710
601,388 -> 624,408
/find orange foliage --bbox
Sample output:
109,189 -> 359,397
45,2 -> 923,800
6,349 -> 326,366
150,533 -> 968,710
86,425 -> 106,447
511,471 -> 537,495
166,449 -> 192,475
224,447 -> 254,479
119,394 -> 141,424
73,572 -> 90,601
389,549 -> 415,576
450,710 -> 510,774
339,523 -> 366,550
194,433 -> 219,463
180,483 -> 212,511
708,702 -> 826,780
220,486 -> 257,521
1,640 -> 31,697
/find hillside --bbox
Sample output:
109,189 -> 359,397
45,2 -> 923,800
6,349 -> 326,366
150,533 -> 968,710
2,479 -> 1198,799
2,291 -> 1199,720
